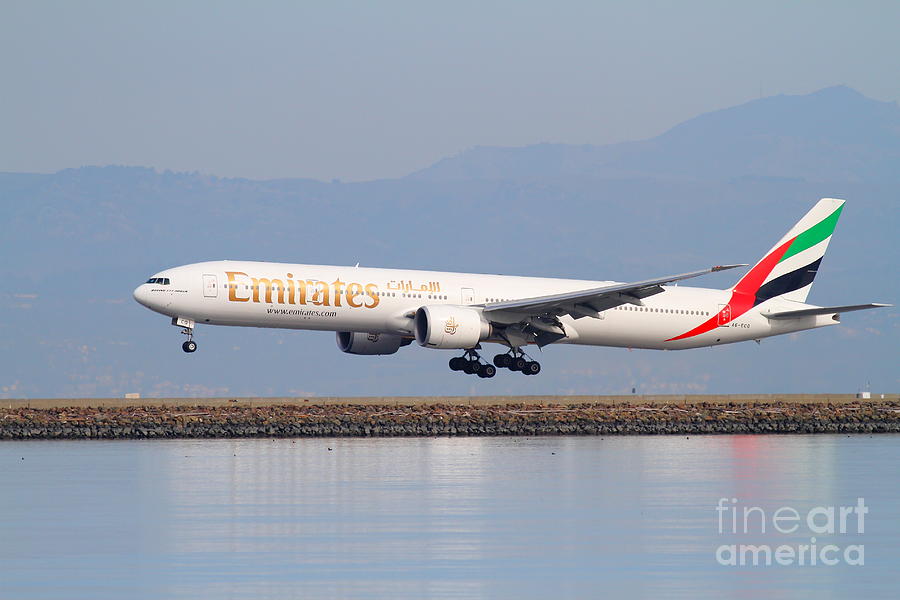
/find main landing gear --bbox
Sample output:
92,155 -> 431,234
492,349 -> 541,375
448,349 -> 497,378
448,348 -> 541,377
172,317 -> 197,353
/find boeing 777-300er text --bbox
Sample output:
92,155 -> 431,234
134,198 -> 888,377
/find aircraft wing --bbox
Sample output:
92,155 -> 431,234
764,303 -> 891,320
482,264 -> 747,321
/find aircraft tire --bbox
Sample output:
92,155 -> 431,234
182,340 -> 197,353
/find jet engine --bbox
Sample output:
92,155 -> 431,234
336,332 -> 407,355
414,305 -> 491,349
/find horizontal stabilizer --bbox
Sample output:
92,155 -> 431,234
765,303 -> 891,320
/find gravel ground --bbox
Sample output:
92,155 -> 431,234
2,401 -> 898,439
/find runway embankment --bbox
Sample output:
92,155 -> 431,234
2,395 -> 898,439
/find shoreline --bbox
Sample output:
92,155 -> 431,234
2,396 -> 898,439
4,393 -> 896,410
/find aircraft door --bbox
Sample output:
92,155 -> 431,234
717,304 -> 731,327
461,287 -> 475,305
203,274 -> 218,298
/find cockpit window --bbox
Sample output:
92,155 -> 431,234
146,278 -> 157,284
146,277 -> 171,285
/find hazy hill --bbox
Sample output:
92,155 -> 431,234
410,86 -> 900,183
0,86 -> 896,399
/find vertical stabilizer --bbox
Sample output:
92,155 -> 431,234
731,198 -> 844,304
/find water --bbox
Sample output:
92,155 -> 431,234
1,435 -> 898,599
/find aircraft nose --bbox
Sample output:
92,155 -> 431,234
133,284 -> 150,307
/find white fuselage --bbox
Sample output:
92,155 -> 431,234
133,260 -> 836,351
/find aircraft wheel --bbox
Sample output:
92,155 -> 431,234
479,364 -> 497,378
449,357 -> 466,371
493,354 -> 511,368
511,356 -> 527,371
463,360 -> 477,375
523,361 -> 541,375
182,340 -> 197,353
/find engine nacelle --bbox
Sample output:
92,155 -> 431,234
414,305 -> 491,349
336,332 -> 405,355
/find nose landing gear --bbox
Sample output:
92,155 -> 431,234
172,317 -> 198,353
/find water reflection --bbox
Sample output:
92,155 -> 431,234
1,435 -> 897,599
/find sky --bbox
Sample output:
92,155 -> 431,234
2,1 -> 900,182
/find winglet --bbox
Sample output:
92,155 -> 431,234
712,264 -> 749,272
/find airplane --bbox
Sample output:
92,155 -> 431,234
133,198 -> 888,378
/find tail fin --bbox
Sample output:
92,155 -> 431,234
731,198 -> 844,305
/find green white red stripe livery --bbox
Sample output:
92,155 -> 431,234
668,198 -> 846,341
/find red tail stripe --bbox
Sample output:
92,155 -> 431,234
733,237 -> 795,297
665,236 -> 796,341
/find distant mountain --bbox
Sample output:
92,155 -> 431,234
409,86 -> 900,183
